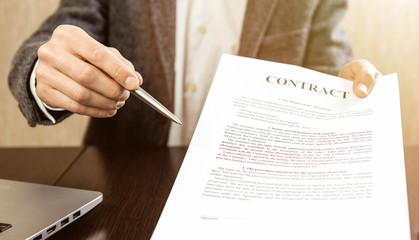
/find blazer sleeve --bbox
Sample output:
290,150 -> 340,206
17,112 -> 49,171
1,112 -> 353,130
302,0 -> 353,76
8,0 -> 108,127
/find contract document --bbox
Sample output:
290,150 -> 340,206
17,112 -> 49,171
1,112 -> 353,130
152,55 -> 410,239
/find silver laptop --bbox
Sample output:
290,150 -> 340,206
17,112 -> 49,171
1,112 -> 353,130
0,179 -> 102,240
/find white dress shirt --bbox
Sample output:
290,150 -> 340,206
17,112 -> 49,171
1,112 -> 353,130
31,0 -> 247,146
169,0 -> 247,146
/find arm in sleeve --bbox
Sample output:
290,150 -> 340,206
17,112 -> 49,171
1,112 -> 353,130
8,0 -> 108,127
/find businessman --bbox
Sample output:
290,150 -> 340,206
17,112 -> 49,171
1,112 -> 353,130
8,0 -> 381,146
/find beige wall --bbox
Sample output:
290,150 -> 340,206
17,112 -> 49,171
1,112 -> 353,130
1,0 -> 418,146
342,0 -> 419,146
0,0 -> 88,147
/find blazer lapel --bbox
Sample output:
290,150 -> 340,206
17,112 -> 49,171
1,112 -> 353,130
239,0 -> 279,57
148,0 -> 176,103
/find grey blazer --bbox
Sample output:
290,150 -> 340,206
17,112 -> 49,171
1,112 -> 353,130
8,0 -> 352,146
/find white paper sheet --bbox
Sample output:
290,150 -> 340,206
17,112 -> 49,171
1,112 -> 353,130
152,55 -> 410,240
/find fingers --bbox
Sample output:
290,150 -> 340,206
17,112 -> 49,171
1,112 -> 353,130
39,44 -> 129,101
36,65 -> 122,109
36,64 -> 126,118
36,81 -> 121,118
35,25 -> 140,118
338,59 -> 382,98
108,47 -> 143,86
55,25 -> 140,90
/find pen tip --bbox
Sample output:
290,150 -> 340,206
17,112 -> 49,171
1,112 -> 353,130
172,117 -> 182,125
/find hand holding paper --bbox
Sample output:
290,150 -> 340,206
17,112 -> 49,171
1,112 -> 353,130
338,59 -> 383,98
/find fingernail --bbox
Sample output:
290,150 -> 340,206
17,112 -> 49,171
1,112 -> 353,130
358,83 -> 368,95
107,110 -> 117,117
116,101 -> 125,109
120,90 -> 130,101
125,76 -> 139,89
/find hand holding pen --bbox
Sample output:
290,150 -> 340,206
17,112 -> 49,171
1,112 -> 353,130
35,25 -> 181,124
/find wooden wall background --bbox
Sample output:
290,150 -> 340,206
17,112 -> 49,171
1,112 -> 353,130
1,0 -> 418,147
0,0 -> 89,147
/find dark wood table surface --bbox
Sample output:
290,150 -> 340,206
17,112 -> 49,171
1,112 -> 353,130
0,146 -> 418,239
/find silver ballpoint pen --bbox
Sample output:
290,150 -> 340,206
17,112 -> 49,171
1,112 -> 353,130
131,87 -> 182,125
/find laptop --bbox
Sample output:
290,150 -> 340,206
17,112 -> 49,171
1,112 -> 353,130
0,179 -> 102,240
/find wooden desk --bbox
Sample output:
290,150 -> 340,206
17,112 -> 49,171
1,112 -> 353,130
406,147 -> 419,240
0,146 -> 417,239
